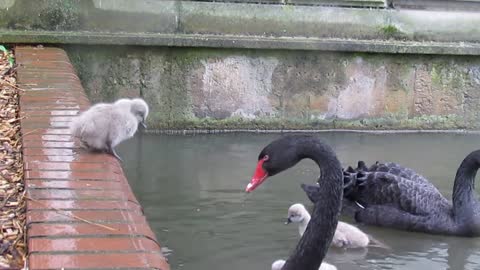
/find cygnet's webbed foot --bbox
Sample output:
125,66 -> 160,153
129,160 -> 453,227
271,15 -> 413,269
111,150 -> 123,162
107,145 -> 123,162
79,140 -> 89,150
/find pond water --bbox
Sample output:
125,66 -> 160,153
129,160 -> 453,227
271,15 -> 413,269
118,132 -> 480,270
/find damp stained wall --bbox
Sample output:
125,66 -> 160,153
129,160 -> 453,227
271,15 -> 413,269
2,0 -> 480,130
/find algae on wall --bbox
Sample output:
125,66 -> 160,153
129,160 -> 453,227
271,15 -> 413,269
66,45 -> 480,130
67,45 -> 195,128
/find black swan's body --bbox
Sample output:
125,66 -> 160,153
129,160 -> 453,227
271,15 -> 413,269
342,151 -> 480,236
246,135 -> 343,270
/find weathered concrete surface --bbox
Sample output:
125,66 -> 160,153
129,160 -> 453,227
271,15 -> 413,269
1,0 -> 480,55
66,45 -> 480,130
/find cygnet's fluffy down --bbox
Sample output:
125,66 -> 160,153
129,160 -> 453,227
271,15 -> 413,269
272,259 -> 337,270
287,203 -> 369,249
70,98 -> 149,160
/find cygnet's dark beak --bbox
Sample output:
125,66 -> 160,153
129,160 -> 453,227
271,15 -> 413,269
285,217 -> 292,225
140,121 -> 147,128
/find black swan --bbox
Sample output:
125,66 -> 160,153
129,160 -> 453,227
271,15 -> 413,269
342,150 -> 480,236
272,259 -> 337,270
70,98 -> 149,161
245,135 -> 343,270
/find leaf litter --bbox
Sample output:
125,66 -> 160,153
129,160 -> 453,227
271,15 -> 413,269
0,46 -> 26,269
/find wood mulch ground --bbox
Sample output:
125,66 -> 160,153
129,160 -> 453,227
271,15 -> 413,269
0,47 -> 26,269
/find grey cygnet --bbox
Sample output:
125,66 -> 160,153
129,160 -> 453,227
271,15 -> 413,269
70,98 -> 149,161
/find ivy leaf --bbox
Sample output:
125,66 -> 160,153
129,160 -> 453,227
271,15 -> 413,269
0,45 -> 7,54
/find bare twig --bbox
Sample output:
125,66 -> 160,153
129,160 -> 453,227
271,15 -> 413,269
26,196 -> 118,231
1,80 -> 25,92
20,128 -> 39,137
0,193 -> 12,209
6,116 -> 26,123
0,64 -> 17,79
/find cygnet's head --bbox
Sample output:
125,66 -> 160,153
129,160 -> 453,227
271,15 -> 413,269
129,98 -> 149,127
114,98 -> 149,128
286,203 -> 308,224
271,260 -> 286,270
114,98 -> 131,107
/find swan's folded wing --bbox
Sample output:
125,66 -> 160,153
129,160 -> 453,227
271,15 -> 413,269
354,205 -> 432,232
343,161 -> 435,197
352,171 -> 450,216
369,162 -> 434,188
354,204 -> 457,234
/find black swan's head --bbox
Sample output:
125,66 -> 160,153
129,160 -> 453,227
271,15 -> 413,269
245,135 -> 311,192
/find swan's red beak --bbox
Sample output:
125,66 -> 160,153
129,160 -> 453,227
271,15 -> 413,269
245,159 -> 269,192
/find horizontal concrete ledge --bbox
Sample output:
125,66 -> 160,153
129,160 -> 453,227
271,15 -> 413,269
3,31 -> 480,55
2,1 -> 480,55
147,129 -> 480,135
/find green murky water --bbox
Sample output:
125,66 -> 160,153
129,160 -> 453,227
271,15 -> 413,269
119,132 -> 480,270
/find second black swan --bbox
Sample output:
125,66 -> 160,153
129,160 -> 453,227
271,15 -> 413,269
342,150 -> 480,236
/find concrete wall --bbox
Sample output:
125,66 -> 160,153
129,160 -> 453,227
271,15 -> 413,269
3,0 -> 480,130
66,45 -> 480,130
1,0 -> 480,55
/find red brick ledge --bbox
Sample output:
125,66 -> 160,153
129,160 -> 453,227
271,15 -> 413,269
16,46 -> 170,270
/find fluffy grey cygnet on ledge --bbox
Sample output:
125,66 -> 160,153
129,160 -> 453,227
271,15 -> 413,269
70,98 -> 149,161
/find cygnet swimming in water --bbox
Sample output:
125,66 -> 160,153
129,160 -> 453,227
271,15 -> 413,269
70,98 -> 149,161
272,259 -> 337,270
287,203 -> 369,249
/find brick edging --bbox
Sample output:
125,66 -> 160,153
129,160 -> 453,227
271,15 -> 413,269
17,46 -> 170,270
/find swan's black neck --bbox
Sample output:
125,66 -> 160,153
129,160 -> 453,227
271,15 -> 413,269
282,138 -> 343,270
452,150 -> 480,219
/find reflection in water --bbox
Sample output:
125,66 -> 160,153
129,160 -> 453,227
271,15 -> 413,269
119,133 -> 480,270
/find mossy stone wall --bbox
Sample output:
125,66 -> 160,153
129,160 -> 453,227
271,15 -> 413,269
66,45 -> 480,130
3,0 -> 480,130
